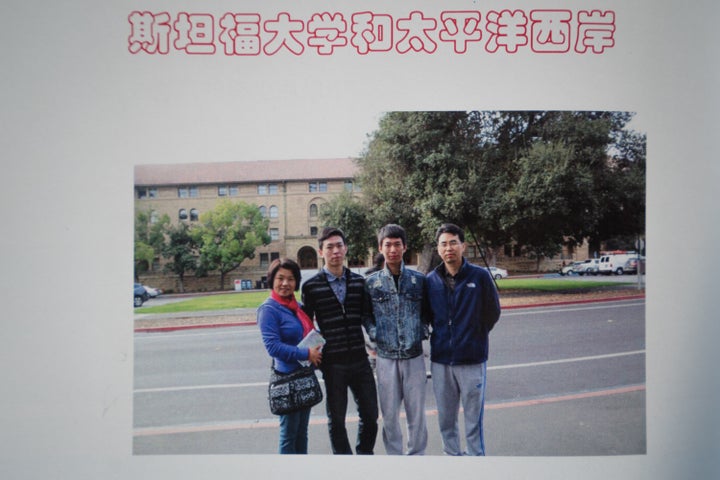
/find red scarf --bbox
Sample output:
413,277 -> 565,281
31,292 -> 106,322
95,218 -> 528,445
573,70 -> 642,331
271,291 -> 314,337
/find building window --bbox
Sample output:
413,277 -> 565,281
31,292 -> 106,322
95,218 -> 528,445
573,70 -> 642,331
137,187 -> 157,199
190,208 -> 199,221
467,246 -> 477,258
269,205 -> 279,218
179,208 -> 188,221
309,203 -> 318,218
270,228 -> 279,241
310,226 -> 318,236
258,183 -> 278,195
344,180 -> 354,192
271,252 -> 279,262
218,185 -> 238,197
150,210 -> 159,224
308,181 -> 327,192
259,206 -> 267,218
178,186 -> 198,198
260,253 -> 269,267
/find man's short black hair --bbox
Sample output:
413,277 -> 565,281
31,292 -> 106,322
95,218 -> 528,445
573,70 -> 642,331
318,226 -> 347,249
377,223 -> 407,247
267,258 -> 302,291
435,223 -> 465,243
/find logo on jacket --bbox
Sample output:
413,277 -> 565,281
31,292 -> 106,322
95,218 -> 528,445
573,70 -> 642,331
467,282 -> 476,288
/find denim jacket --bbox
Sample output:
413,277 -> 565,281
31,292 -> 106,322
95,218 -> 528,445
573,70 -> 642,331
365,263 -> 430,359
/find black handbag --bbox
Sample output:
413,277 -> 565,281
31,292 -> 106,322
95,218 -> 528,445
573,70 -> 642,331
268,364 -> 323,415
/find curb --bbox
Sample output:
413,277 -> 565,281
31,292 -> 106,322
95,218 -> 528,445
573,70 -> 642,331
502,294 -> 646,310
134,320 -> 257,334
133,294 -> 645,334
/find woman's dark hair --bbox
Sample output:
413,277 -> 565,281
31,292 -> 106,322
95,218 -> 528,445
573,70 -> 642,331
267,258 -> 302,291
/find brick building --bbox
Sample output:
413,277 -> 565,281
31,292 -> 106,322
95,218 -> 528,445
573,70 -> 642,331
134,158 -> 363,291
134,158 -> 590,292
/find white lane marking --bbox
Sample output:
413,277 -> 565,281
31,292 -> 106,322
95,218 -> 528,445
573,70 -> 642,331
134,350 -> 645,394
501,301 -> 645,317
488,349 -> 645,370
135,382 -> 268,394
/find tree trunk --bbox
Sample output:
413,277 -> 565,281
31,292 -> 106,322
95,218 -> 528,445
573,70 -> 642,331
417,243 -> 441,274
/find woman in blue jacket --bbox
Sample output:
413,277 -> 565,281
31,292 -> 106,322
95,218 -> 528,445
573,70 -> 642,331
258,258 -> 323,454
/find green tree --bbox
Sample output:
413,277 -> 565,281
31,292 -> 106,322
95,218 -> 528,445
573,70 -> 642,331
194,200 -> 270,290
134,210 -> 170,279
593,128 -> 647,251
357,111 -> 645,272
162,222 -> 199,293
357,112 -> 482,271
318,190 -> 374,263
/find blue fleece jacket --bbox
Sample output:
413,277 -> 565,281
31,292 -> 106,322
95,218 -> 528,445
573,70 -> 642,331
426,259 -> 501,365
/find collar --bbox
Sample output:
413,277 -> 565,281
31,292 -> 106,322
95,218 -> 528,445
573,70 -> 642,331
323,266 -> 346,282
382,261 -> 405,277
437,257 -> 467,279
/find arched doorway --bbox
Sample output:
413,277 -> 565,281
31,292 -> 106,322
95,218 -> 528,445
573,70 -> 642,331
298,246 -> 318,269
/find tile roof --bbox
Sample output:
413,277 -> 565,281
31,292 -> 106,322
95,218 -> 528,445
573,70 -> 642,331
134,158 -> 359,186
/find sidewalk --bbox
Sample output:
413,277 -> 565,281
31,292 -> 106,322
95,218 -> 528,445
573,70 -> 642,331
134,286 -> 645,333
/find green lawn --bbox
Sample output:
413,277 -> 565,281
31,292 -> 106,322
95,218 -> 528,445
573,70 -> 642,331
135,290 -> 275,314
136,278 -> 631,315
496,278 -> 629,291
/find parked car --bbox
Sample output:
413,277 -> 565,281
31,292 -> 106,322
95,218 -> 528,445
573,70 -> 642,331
560,261 -> 583,275
599,252 -> 640,275
624,256 -> 646,274
142,285 -> 163,298
484,266 -> 508,279
574,258 -> 600,276
134,283 -> 149,307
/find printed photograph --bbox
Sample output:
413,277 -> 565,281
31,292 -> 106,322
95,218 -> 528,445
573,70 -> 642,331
132,110 -> 646,456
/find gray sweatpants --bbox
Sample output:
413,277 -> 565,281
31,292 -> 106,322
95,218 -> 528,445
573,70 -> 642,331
375,355 -> 428,455
430,361 -> 487,456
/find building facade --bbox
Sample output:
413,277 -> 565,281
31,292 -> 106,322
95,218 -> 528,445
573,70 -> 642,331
135,158 -> 593,292
134,158 -> 362,291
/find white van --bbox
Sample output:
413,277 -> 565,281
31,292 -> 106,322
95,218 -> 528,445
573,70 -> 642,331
598,251 -> 640,275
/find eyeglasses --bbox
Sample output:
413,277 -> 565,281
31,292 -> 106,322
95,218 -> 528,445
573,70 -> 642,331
438,240 -> 462,248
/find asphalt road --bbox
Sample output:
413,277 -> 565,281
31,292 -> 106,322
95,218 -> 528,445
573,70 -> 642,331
133,298 -> 645,456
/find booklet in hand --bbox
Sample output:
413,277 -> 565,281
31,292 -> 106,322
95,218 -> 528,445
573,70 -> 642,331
297,329 -> 326,366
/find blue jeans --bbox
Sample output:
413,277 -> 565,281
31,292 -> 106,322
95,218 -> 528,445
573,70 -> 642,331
278,407 -> 311,454
321,359 -> 378,454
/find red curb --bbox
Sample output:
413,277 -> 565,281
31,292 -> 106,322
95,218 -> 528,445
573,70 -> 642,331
502,294 -> 645,310
134,321 -> 257,333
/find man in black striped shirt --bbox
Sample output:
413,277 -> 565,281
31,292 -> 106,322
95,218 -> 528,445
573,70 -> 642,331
301,227 -> 378,454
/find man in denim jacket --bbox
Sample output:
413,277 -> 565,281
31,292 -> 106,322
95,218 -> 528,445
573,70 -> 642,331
365,224 -> 430,455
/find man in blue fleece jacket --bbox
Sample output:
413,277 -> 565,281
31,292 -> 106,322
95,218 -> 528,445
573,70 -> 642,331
426,223 -> 501,456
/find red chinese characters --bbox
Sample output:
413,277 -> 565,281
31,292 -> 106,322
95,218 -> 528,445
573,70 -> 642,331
128,9 -> 617,56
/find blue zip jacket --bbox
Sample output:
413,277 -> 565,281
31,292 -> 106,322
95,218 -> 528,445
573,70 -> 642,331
257,297 -> 311,373
426,259 -> 501,365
